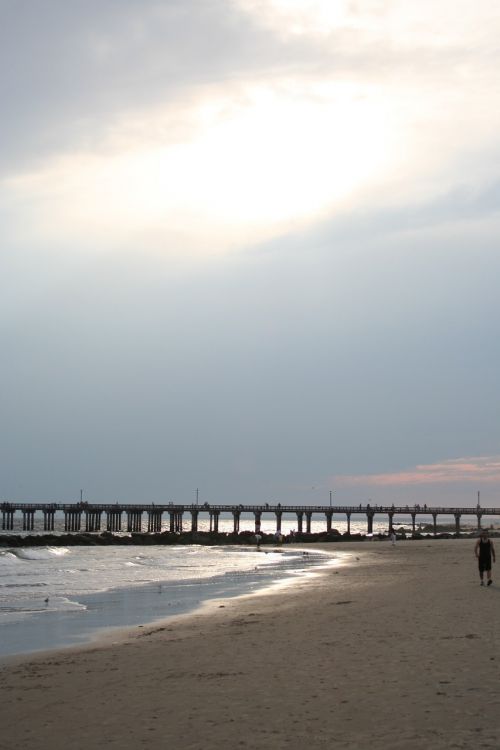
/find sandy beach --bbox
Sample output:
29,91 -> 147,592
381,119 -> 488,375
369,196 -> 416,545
1,539 -> 499,750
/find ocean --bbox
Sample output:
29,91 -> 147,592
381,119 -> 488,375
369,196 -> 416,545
0,543 -> 338,659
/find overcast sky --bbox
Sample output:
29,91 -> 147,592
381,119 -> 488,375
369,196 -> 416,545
2,0 -> 500,507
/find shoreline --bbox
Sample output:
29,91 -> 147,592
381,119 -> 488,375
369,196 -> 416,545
0,545 -> 336,660
1,539 -> 500,749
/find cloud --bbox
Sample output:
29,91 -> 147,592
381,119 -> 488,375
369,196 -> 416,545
335,457 -> 500,487
0,0 -> 281,175
3,0 -> 500,182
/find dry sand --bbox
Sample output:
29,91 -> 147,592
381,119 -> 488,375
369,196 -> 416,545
1,539 -> 499,750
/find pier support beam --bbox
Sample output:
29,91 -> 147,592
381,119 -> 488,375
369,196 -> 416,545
432,513 -> 437,536
190,509 -> 199,533
275,511 -> 282,533
305,511 -> 313,534
127,510 -> 143,533
64,510 -> 82,532
296,512 -> 303,534
22,510 -> 35,531
169,511 -> 183,533
43,509 -> 56,531
346,512 -> 351,536
325,511 -> 333,533
1,507 -> 15,530
85,510 -> 102,532
476,512 -> 482,531
209,511 -> 219,533
106,510 -> 122,532
388,512 -> 394,533
232,510 -> 240,534
147,510 -> 162,533
454,513 -> 461,536
366,511 -> 374,535
254,511 -> 262,534
411,513 -> 416,533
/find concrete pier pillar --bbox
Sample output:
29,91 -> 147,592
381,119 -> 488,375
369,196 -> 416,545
174,511 -> 183,533
388,512 -> 394,533
432,513 -> 437,536
64,510 -> 82,532
454,513 -> 461,536
85,510 -> 102,532
232,510 -> 240,534
43,509 -> 55,531
209,511 -> 219,533
106,510 -> 122,532
411,513 -> 416,533
2,509 -> 15,530
296,512 -> 303,534
190,509 -> 199,533
305,511 -> 313,534
275,511 -> 282,533
22,510 -> 35,531
126,510 -> 143,533
147,510 -> 161,533
325,511 -> 333,533
476,512 -> 482,530
156,510 -> 163,532
254,511 -> 262,534
346,512 -> 351,535
367,511 -> 374,534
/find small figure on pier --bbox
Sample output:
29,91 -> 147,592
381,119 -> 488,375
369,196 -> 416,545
475,530 -> 495,586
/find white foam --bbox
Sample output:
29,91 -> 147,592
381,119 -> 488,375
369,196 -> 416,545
13,547 -> 71,561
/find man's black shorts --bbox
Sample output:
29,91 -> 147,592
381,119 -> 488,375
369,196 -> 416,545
479,558 -> 492,573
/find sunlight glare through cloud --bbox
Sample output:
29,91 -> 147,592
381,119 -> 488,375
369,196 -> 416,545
7,83 -> 393,254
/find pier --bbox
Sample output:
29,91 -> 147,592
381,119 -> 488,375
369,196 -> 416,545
0,502 -> 497,536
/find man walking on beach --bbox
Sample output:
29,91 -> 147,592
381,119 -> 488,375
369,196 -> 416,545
475,530 -> 496,586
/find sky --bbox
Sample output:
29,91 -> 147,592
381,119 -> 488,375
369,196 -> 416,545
2,0 -> 500,508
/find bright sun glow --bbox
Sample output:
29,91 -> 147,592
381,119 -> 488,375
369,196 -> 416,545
8,83 -> 394,253
236,0 -> 352,35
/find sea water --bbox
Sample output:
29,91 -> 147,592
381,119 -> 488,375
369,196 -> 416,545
0,544 -> 336,658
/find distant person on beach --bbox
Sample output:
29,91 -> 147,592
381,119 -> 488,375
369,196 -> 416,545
475,530 -> 495,586
255,533 -> 262,550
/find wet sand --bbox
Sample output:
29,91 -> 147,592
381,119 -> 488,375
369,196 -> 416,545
1,539 -> 499,750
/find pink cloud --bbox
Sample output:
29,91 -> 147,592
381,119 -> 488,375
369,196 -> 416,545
335,456 -> 500,487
